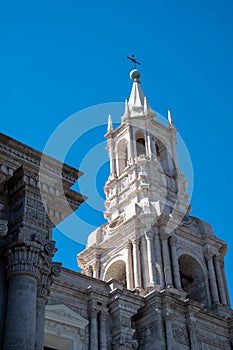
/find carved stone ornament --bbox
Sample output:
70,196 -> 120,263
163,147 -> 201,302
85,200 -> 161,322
44,240 -> 57,257
173,324 -> 189,345
0,219 -> 8,236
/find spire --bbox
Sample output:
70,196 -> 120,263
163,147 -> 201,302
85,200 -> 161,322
128,69 -> 145,112
126,69 -> 154,118
107,114 -> 113,133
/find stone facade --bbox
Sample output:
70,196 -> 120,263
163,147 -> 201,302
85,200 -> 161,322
0,68 -> 233,350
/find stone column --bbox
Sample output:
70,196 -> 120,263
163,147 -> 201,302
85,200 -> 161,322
146,131 -> 152,158
109,139 -> 116,175
205,250 -> 219,305
160,232 -> 173,287
4,274 -> 37,350
3,242 -> 42,350
93,259 -> 100,279
132,239 -> 142,289
170,236 -> 182,290
145,230 -> 156,288
125,240 -> 134,290
140,235 -> 149,290
100,311 -> 108,350
0,256 -> 6,349
214,255 -> 227,305
90,309 -> 98,350
154,227 -> 164,287
35,297 -> 46,350
220,259 -> 231,306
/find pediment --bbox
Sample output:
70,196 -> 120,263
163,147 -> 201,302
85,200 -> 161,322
45,304 -> 89,329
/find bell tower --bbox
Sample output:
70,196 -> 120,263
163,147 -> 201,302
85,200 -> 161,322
78,68 -> 230,313
103,68 -> 188,225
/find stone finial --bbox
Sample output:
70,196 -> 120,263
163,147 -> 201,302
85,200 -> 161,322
168,109 -> 174,127
107,114 -> 113,133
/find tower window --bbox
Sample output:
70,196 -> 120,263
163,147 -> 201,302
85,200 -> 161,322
179,254 -> 208,307
136,130 -> 146,157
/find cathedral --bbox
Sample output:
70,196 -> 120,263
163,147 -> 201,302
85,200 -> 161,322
0,67 -> 233,350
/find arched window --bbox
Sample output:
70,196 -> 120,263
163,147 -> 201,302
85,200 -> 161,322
117,139 -> 128,176
179,254 -> 208,307
104,260 -> 126,287
135,130 -> 146,157
155,139 -> 176,177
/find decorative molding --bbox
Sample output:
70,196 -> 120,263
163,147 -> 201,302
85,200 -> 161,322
45,304 -> 89,329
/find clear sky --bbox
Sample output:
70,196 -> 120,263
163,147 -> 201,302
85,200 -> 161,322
0,1 -> 233,299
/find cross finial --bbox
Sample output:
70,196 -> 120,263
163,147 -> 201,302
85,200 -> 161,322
127,54 -> 141,69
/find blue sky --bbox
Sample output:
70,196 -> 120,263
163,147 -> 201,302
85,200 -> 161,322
0,1 -> 233,299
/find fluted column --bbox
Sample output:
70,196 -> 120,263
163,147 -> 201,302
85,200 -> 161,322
205,250 -> 219,304
160,232 -> 173,287
132,239 -> 142,289
170,236 -> 182,290
145,230 -> 156,288
154,227 -> 164,287
125,240 -> 134,290
214,255 -> 227,305
100,311 -> 108,350
90,309 -> 98,350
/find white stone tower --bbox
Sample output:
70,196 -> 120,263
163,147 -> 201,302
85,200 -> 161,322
78,68 -> 230,313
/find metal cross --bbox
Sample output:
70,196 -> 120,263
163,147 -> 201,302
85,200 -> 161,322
127,54 -> 141,69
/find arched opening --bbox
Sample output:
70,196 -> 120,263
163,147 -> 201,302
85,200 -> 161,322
135,130 -> 146,157
179,254 -> 208,307
104,260 -> 126,287
117,139 -> 128,176
155,139 -> 176,177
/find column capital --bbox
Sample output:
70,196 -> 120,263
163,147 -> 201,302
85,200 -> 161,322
214,254 -> 222,263
5,242 -> 42,281
132,238 -> 139,246
169,235 -> 177,245
37,263 -> 61,301
160,231 -> 170,241
89,308 -> 98,318
204,248 -> 214,261
145,229 -> 154,240
100,310 -> 109,321
125,239 -> 132,249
